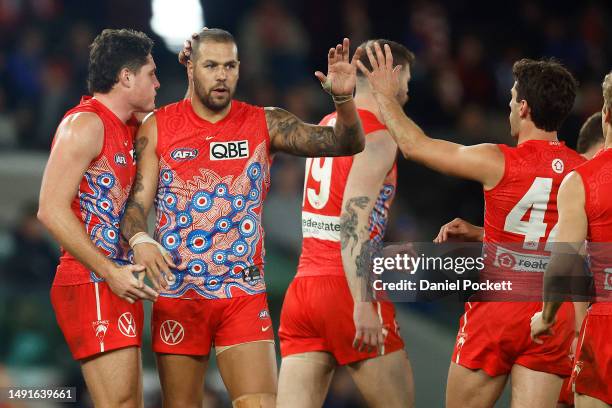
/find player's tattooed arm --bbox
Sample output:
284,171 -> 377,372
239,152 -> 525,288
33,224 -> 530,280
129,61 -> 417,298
120,116 -> 160,242
339,131 -> 396,299
120,115 -> 177,291
340,196 -> 370,251
266,107 -> 365,157
340,131 -> 396,352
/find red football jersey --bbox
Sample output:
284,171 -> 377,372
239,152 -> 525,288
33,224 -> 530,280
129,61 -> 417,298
297,109 -> 397,277
54,96 -> 137,286
153,99 -> 271,299
574,148 -> 612,306
482,140 -> 586,296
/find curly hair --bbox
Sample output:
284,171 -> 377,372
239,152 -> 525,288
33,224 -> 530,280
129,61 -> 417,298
87,29 -> 154,94
356,39 -> 415,77
512,59 -> 577,132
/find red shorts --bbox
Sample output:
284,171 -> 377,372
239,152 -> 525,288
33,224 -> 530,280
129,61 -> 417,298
572,304 -> 612,405
50,282 -> 144,360
558,376 -> 574,406
279,276 -> 405,365
152,292 -> 273,356
452,301 -> 574,377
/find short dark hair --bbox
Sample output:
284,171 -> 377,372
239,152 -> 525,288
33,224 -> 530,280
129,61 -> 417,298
191,28 -> 237,62
577,112 -> 603,154
356,39 -> 415,77
512,58 -> 577,132
87,29 -> 154,94
603,71 -> 612,111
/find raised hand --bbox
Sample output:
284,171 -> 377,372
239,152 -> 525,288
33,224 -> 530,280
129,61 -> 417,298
356,42 -> 402,100
178,37 -> 195,66
315,38 -> 363,98
178,27 -> 209,66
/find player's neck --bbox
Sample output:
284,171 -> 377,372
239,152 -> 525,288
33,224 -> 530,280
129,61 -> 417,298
517,122 -> 558,144
354,93 -> 384,122
603,123 -> 612,149
93,93 -> 134,123
190,96 -> 231,123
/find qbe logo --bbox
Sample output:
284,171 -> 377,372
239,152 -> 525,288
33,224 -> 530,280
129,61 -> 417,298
210,140 -> 249,160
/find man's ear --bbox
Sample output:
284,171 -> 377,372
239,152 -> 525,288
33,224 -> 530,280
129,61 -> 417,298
604,104 -> 612,125
519,99 -> 530,119
118,67 -> 131,88
187,60 -> 194,82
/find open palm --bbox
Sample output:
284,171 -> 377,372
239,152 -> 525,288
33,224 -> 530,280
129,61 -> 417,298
315,38 -> 363,96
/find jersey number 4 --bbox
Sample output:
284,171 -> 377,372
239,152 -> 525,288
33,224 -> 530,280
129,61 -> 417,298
303,157 -> 333,209
503,177 -> 559,250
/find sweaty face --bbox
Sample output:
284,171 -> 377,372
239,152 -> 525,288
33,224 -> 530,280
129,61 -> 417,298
509,82 -> 521,138
396,66 -> 411,107
191,41 -> 239,112
130,54 -> 160,112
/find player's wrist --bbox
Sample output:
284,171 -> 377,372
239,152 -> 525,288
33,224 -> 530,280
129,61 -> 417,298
372,91 -> 396,106
332,94 -> 354,105
98,262 -> 120,280
542,314 -> 556,326
129,231 -> 170,257
128,231 -> 150,248
469,226 -> 484,241
320,78 -> 354,104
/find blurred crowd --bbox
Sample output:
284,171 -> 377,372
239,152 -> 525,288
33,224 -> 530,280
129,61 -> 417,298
0,0 -> 611,406
0,0 -> 610,236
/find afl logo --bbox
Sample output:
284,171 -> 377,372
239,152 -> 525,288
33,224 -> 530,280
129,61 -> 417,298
552,158 -> 564,174
160,320 -> 185,345
171,148 -> 198,161
114,153 -> 127,166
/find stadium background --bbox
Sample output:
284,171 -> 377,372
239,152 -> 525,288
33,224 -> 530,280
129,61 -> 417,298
0,0 -> 609,406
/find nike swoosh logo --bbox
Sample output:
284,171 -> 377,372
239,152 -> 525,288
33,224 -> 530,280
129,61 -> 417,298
206,136 -> 214,140
261,325 -> 271,332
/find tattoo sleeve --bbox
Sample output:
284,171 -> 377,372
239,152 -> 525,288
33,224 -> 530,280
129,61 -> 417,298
340,196 -> 375,301
120,136 -> 150,241
265,107 -> 364,157
339,196 -> 370,251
